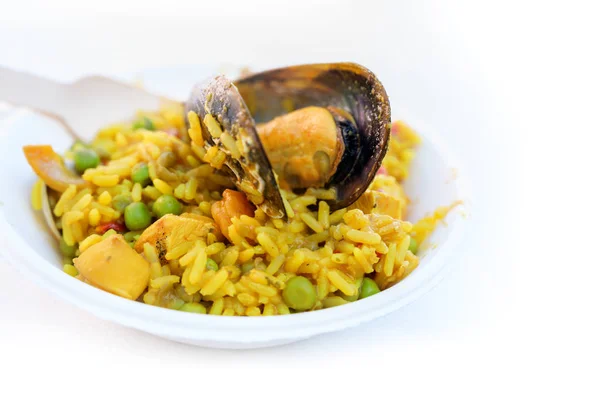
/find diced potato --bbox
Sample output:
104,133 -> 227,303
134,214 -> 222,257
23,145 -> 88,192
74,235 -> 150,300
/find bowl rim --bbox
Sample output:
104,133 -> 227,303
0,105 -> 472,344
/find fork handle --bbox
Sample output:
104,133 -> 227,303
0,66 -> 70,117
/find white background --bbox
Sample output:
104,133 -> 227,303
1,0 -> 598,399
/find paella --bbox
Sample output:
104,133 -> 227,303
23,63 -> 454,316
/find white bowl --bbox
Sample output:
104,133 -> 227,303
0,69 -> 471,349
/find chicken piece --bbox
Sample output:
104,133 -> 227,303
352,173 -> 409,219
23,145 -> 88,192
211,189 -> 255,242
74,235 -> 150,300
350,190 -> 404,219
134,214 -> 221,260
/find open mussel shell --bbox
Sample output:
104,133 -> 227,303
186,62 -> 391,218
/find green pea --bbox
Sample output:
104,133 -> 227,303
123,230 -> 141,243
112,193 -> 133,212
59,238 -> 77,258
409,237 -> 419,254
169,298 -> 186,310
152,194 -> 182,218
282,276 -> 317,311
359,278 -> 380,299
206,258 -> 219,271
74,148 -> 100,173
132,116 -> 155,131
241,263 -> 254,274
131,163 -> 150,186
124,202 -> 152,231
179,303 -> 207,314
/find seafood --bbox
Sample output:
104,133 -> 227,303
186,62 -> 391,218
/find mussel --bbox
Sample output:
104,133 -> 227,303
186,62 -> 391,218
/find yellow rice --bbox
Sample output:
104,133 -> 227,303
31,105 -> 455,316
